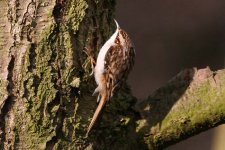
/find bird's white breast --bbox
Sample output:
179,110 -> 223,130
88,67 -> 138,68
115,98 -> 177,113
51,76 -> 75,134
94,26 -> 119,89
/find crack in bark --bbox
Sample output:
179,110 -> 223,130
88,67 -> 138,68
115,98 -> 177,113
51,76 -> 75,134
0,56 -> 16,149
53,0 -> 66,24
20,1 -> 37,42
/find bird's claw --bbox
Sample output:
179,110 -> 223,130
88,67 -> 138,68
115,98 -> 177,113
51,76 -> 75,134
83,47 -> 96,76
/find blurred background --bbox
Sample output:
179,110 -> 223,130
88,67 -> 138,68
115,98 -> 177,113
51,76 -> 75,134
116,0 -> 225,149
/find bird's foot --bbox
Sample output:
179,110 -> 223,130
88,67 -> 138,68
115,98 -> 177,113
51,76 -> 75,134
83,47 -> 96,76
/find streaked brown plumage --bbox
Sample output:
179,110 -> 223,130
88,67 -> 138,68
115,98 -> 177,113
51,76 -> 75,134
86,20 -> 135,135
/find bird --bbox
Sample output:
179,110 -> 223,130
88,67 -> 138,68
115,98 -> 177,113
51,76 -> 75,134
86,19 -> 135,135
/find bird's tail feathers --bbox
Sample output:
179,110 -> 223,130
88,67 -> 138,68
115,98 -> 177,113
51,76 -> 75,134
86,92 -> 108,136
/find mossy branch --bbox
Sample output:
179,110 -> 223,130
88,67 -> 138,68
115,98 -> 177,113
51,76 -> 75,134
136,67 -> 225,149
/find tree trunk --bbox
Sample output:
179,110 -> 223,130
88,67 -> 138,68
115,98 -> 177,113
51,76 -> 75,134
0,0 -> 138,149
0,0 -> 225,150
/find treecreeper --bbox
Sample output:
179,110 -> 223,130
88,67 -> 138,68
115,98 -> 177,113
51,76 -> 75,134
86,19 -> 135,135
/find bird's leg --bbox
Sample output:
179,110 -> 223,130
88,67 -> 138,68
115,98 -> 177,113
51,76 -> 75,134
83,47 -> 96,76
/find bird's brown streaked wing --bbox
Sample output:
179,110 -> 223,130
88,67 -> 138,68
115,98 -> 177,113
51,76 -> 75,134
104,40 -> 135,99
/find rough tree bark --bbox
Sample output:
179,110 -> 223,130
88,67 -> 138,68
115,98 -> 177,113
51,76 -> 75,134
0,0 -> 224,150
